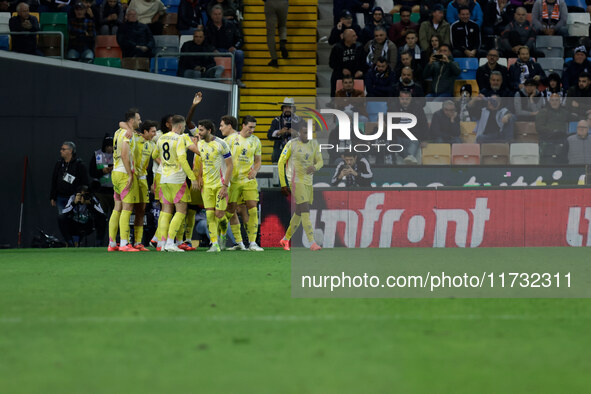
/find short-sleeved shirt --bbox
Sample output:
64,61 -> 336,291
153,132 -> 188,184
113,128 -> 135,174
133,134 -> 155,178
279,139 -> 322,186
226,133 -> 262,184
198,137 -> 231,189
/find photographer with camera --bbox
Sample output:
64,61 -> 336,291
267,97 -> 304,163
423,44 -> 460,98
331,152 -> 373,187
59,185 -> 107,247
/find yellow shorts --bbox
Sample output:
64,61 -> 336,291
138,177 -> 149,203
229,179 -> 259,204
292,184 -> 313,205
112,171 -> 139,203
160,182 -> 191,205
202,186 -> 228,211
190,187 -> 204,207
153,173 -> 161,201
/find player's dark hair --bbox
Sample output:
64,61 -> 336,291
160,114 -> 173,132
125,108 -> 140,122
171,115 -> 186,126
242,115 -> 257,126
221,115 -> 237,129
198,119 -> 215,133
140,120 -> 158,133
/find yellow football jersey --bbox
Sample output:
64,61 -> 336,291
113,128 -> 135,174
278,139 -> 323,187
227,133 -> 262,184
152,132 -> 195,184
198,137 -> 231,189
133,134 -> 155,178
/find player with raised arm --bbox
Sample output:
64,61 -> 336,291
108,108 -> 141,252
197,119 -> 233,252
152,115 -> 199,252
225,115 -> 264,251
278,125 -> 323,251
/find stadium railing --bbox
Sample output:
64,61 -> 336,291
1,30 -> 65,59
153,51 -> 235,84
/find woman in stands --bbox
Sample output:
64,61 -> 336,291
421,34 -> 440,67
540,72 -> 566,104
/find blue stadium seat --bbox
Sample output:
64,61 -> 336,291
162,0 -> 180,13
0,35 -> 9,51
365,101 -> 388,122
455,58 -> 478,80
568,121 -> 579,134
150,57 -> 179,76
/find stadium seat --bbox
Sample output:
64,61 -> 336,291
0,35 -> 8,50
150,57 -> 179,76
540,141 -> 568,164
514,122 -> 538,143
162,0 -> 180,13
95,35 -> 122,58
366,101 -> 388,122
179,34 -> 192,48
537,57 -> 564,76
510,143 -> 539,164
40,12 -> 68,45
478,57 -> 508,67
154,35 -> 179,55
451,143 -> 480,165
162,13 -> 178,35
37,34 -> 62,57
455,58 -> 478,80
480,143 -> 510,165
0,12 -> 9,32
567,121 -> 579,135
93,57 -> 122,68
460,121 -> 477,143
11,11 -> 40,20
454,79 -> 479,97
567,13 -> 590,36
422,143 -> 451,165
535,36 -> 564,58
335,79 -> 365,93
122,57 -> 150,71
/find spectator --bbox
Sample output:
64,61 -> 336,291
499,7 -> 536,58
471,95 -> 515,142
567,120 -> 591,164
205,4 -> 245,88
364,26 -> 397,70
79,0 -> 99,27
360,6 -> 388,44
400,29 -> 422,62
391,90 -> 429,163
353,0 -> 374,25
329,10 -> 362,45
127,0 -> 166,35
447,0 -> 483,26
365,56 -> 396,97
421,33 -> 440,66
89,134 -> 114,227
531,0 -> 568,37
264,0 -> 288,67
116,8 -> 155,57
331,152 -> 373,186
67,2 -> 96,63
507,46 -> 546,92
98,0 -> 124,35
476,49 -> 508,91
418,4 -> 450,50
388,6 -> 419,48
59,185 -> 107,247
563,47 -> 591,91
393,66 -> 425,96
535,93 -> 572,141
395,50 -> 423,83
514,78 -> 544,120
450,6 -> 484,58
567,72 -> 591,118
178,0 -> 202,35
267,97 -> 304,163
510,0 -> 535,13
429,100 -> 461,142
206,0 -> 237,21
423,44 -> 461,97
178,27 -> 224,79
9,3 -> 41,56
329,28 -> 367,97
390,0 -> 420,14
39,0 -> 69,12
541,72 -> 565,102
419,0 -> 447,24
480,70 -> 513,96
335,74 -> 366,97
50,141 -> 89,219
483,0 -> 514,36
332,0 -> 361,25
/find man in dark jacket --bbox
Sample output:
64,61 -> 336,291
499,7 -> 536,58
329,28 -> 367,97
450,6 -> 483,58
423,44 -> 461,97
51,141 -> 89,215
562,47 -> 591,91
267,98 -> 305,163
507,46 -> 546,92
535,93 -> 573,142
479,70 -> 512,97
359,6 -> 389,44
178,0 -> 202,35
566,72 -> 591,118
328,9 -> 362,45
116,8 -> 155,57
391,90 -> 429,164
67,2 -> 96,62
476,49 -> 508,91
9,2 -> 41,55
447,0 -> 483,26
365,57 -> 396,97
393,66 -> 425,97
429,100 -> 461,142
483,0 -> 514,36
178,28 -> 224,79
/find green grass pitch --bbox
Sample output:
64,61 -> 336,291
1,248 -> 590,393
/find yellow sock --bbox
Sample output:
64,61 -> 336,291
301,212 -> 315,243
108,210 -> 121,244
119,210 -> 132,245
168,212 -> 186,240
159,212 -> 173,242
231,223 -> 242,243
176,216 -> 186,242
247,207 -> 258,244
218,215 -> 228,236
206,210 -> 218,243
134,225 -> 143,246
284,214 -> 301,240
185,209 -> 196,241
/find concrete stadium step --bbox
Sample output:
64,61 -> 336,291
242,20 -> 317,29
244,58 -> 316,66
241,95 -> 315,103
244,50 -> 316,59
244,5 -> 317,13
240,88 -> 317,96
239,80 -> 316,88
241,73 -> 315,81
247,13 -> 316,21
243,27 -> 319,36
243,65 -> 316,73
244,35 -> 316,44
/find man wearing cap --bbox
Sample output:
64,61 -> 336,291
329,10 -> 361,45
67,1 -> 96,62
562,47 -> 591,91
267,98 -> 304,163
531,0 -> 568,37
514,78 -> 544,120
418,4 -> 451,50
